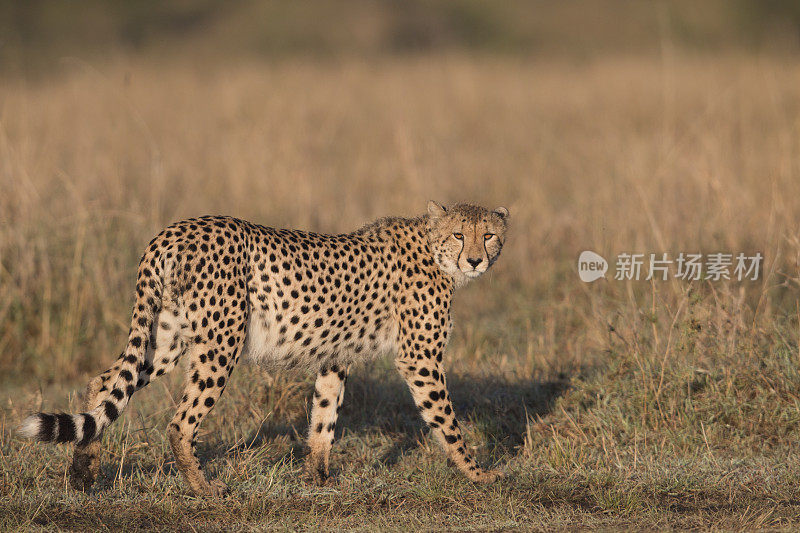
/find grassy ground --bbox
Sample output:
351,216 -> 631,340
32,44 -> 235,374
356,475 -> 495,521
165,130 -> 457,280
2,54 -> 800,530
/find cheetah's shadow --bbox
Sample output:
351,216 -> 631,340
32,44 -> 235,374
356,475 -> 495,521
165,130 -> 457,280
340,369 -> 570,468
229,366 -> 569,472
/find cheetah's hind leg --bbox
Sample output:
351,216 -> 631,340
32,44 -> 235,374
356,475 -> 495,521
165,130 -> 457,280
165,283 -> 246,497
69,303 -> 190,491
68,374 -> 108,490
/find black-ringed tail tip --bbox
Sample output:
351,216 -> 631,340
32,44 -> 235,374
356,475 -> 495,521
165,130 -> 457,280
18,411 -> 102,446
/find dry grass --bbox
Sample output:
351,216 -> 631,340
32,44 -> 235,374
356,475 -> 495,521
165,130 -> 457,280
2,53 -> 800,530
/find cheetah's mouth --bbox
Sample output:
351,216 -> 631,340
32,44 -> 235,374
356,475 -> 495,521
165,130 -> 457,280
463,269 -> 483,278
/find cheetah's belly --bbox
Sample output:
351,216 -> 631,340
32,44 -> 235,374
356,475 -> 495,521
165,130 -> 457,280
241,309 -> 399,372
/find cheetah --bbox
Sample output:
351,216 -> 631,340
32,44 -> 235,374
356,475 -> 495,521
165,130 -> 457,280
19,201 -> 509,496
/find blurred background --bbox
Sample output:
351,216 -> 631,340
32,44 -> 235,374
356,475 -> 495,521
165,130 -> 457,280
3,4 -> 800,523
2,0 -> 800,67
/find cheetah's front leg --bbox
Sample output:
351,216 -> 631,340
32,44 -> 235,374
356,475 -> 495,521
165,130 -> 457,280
395,352 -> 501,482
304,364 -> 348,484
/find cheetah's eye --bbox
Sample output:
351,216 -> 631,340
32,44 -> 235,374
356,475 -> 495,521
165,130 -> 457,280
484,233 -> 495,241
453,233 -> 463,240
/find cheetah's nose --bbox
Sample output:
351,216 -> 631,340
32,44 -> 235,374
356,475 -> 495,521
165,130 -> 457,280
466,257 -> 483,268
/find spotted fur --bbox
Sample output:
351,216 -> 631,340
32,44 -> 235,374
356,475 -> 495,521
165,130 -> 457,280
19,201 -> 509,496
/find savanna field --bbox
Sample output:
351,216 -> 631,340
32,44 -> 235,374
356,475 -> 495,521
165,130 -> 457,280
2,52 -> 800,530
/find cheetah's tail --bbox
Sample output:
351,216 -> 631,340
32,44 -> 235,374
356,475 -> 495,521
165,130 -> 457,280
18,251 -> 163,445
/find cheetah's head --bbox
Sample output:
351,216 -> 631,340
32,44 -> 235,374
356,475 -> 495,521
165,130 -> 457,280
426,201 -> 509,285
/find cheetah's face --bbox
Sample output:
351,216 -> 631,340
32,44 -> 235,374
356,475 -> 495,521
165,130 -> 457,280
426,201 -> 509,284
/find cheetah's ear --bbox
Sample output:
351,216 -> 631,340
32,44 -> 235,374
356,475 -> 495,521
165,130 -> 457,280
493,207 -> 509,220
427,201 -> 447,218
